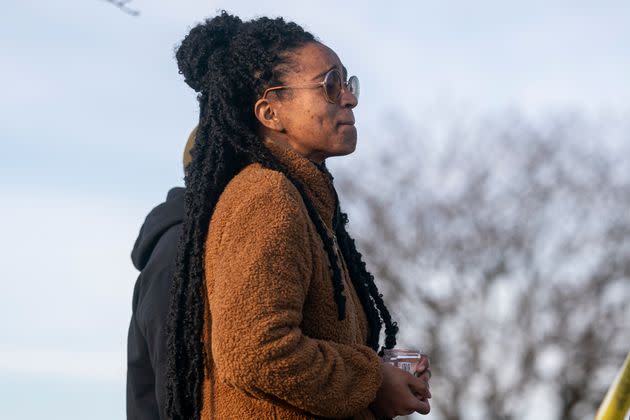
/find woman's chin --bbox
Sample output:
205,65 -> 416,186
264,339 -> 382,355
319,131 -> 357,160
345,130 -> 358,152
336,135 -> 357,157
339,126 -> 357,150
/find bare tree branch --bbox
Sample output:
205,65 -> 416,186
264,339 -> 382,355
102,0 -> 140,16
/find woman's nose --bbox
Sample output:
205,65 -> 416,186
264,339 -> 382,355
339,88 -> 358,108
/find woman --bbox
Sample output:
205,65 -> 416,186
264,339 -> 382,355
166,12 -> 431,420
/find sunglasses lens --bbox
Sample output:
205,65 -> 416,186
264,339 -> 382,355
348,75 -> 360,101
324,70 -> 342,101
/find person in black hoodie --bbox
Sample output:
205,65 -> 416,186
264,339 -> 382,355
126,127 -> 196,419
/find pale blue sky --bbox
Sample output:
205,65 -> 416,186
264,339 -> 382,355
1,1 -> 629,418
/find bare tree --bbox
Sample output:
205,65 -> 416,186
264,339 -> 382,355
337,112 -> 630,419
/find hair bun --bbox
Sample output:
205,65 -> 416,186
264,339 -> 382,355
176,11 -> 242,92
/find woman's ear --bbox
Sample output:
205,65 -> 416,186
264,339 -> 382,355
254,98 -> 285,132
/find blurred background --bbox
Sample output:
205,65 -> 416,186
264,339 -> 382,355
2,1 -> 629,419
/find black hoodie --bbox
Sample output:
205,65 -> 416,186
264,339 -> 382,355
127,187 -> 184,420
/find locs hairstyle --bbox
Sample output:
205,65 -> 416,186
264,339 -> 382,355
166,11 -> 399,420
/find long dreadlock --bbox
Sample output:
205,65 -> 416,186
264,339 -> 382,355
166,11 -> 398,420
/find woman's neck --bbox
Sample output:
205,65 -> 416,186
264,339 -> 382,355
262,135 -> 326,165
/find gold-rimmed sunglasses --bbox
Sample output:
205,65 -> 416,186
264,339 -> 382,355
260,68 -> 360,104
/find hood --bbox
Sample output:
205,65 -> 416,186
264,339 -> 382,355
131,187 -> 185,270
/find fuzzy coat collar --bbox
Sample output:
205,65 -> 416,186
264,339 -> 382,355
265,141 -> 338,231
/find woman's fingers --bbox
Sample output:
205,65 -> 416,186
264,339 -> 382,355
416,397 -> 431,415
422,354 -> 430,369
409,355 -> 432,415
414,354 -> 431,379
408,374 -> 432,399
417,368 -> 431,383
415,354 -> 430,373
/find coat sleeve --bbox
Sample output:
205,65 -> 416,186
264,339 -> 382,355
206,174 -> 383,418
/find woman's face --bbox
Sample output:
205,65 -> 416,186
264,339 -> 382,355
257,42 -> 358,163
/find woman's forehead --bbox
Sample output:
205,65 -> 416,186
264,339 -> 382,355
287,42 -> 344,80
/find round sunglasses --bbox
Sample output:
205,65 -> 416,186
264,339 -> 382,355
261,68 -> 360,104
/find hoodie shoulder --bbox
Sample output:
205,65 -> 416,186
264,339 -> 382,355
131,187 -> 185,270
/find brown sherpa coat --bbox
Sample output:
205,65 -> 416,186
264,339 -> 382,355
200,141 -> 383,419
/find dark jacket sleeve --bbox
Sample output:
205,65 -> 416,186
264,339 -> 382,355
127,274 -> 160,419
127,225 -> 181,420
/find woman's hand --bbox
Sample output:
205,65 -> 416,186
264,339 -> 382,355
412,354 -> 432,414
369,361 -> 431,418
